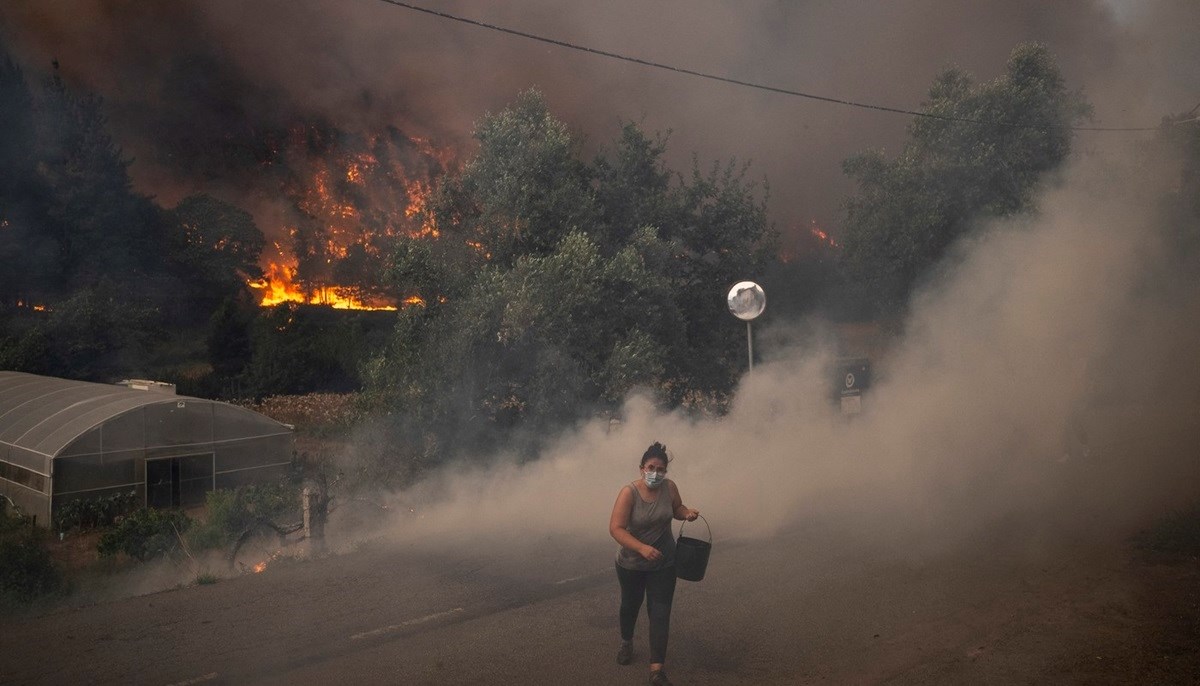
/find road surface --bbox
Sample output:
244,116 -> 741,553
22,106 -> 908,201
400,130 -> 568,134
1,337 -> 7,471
2,509 -> 1196,685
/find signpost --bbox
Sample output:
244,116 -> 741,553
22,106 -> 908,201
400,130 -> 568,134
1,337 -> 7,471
726,281 -> 765,371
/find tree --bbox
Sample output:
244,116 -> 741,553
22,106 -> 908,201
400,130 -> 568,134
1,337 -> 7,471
592,124 -> 675,252
36,69 -> 165,292
0,47 -> 56,307
171,194 -> 265,286
366,92 -> 772,464
429,90 -> 598,266
168,193 -> 265,320
840,43 -> 1092,316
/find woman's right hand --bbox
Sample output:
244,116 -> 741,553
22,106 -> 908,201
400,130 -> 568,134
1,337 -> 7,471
639,544 -> 663,562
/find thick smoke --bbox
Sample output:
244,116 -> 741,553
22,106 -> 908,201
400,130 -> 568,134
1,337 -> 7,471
2,0 -> 1196,569
372,142 -> 1199,562
1,0 -> 1197,227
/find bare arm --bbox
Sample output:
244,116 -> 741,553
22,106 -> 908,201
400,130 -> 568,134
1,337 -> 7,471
669,480 -> 699,521
609,485 -> 663,562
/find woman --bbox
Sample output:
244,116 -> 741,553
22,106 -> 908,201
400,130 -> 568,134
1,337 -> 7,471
609,442 -> 700,686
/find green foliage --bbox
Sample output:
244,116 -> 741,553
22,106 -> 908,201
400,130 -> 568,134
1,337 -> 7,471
0,49 -> 258,383
431,90 -> 598,267
368,91 -> 771,461
97,508 -> 191,561
0,509 -> 64,604
840,43 -> 1092,316
53,490 -> 139,532
167,193 -> 266,322
0,534 -> 63,604
36,72 -> 165,291
241,304 -> 392,397
206,295 -> 256,378
187,483 -> 299,550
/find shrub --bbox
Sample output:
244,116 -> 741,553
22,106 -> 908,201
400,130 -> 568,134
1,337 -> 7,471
54,490 -> 139,532
187,483 -> 300,551
0,512 -> 63,604
97,508 -> 192,561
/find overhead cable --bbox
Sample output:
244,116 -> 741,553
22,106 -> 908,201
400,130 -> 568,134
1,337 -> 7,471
373,0 -> 1172,133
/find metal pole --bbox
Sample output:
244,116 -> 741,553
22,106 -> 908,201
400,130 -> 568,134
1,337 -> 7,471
747,321 -> 754,372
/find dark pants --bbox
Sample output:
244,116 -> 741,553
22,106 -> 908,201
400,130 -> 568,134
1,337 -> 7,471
616,563 -> 678,664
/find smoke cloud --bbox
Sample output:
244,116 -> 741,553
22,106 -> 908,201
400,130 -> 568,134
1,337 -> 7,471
1,0 -> 1197,227
2,0 -> 1196,575
369,140 -> 1199,564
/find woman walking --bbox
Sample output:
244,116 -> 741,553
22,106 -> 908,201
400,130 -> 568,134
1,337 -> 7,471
609,442 -> 700,686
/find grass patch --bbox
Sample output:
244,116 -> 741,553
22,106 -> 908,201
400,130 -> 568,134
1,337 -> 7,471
195,572 -> 219,585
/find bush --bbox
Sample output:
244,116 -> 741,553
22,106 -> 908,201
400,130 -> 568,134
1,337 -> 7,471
97,508 -> 191,561
0,512 -> 63,604
187,483 -> 300,551
53,490 -> 139,532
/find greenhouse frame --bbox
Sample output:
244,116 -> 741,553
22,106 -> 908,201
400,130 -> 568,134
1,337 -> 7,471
0,371 -> 293,527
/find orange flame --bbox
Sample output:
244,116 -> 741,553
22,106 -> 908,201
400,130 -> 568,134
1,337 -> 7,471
249,262 -> 401,311
253,561 -> 268,573
248,126 -> 460,308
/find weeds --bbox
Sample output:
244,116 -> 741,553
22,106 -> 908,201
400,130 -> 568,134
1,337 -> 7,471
1,510 -> 64,605
195,573 -> 219,585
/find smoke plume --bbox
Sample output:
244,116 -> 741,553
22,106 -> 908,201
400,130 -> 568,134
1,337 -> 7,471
374,140 -> 1199,562
2,0 -> 1197,566
1,0 -> 1197,228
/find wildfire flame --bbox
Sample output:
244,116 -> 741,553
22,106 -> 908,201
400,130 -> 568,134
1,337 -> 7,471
779,220 -> 840,263
245,125 -> 456,310
249,262 -> 402,311
810,225 -> 840,249
253,561 -> 268,574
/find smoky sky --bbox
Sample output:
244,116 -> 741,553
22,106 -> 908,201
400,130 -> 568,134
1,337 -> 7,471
1,0 -> 1197,229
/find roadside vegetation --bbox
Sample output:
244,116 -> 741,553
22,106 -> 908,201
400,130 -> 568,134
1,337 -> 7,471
0,505 -> 65,607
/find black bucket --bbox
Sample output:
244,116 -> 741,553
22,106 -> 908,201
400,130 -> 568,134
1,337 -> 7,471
675,515 -> 712,582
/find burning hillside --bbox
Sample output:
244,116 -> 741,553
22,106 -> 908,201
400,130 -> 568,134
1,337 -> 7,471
240,122 -> 456,311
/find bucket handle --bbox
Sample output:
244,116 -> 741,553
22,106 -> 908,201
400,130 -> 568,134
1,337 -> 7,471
678,514 -> 711,543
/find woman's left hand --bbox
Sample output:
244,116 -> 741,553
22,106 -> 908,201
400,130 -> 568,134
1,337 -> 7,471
684,508 -> 700,521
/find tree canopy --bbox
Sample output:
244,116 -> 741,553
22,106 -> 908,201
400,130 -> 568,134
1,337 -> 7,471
365,91 -> 772,464
839,43 -> 1092,316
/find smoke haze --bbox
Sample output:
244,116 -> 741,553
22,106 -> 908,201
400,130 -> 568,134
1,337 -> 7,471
372,143 -> 1199,563
1,0 -> 1197,227
1,1 -> 1196,571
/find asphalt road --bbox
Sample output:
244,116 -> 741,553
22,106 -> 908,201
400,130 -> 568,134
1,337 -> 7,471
2,508 -> 1182,686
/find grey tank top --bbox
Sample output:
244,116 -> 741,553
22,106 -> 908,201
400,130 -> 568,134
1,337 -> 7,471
615,481 -> 676,571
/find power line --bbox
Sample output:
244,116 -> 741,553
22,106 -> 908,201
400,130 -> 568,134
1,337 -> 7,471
373,0 -> 1168,133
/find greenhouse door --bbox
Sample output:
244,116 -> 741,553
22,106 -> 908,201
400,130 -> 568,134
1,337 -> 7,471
146,454 -> 214,508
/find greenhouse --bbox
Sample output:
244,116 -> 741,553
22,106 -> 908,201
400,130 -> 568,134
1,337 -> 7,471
0,371 -> 293,527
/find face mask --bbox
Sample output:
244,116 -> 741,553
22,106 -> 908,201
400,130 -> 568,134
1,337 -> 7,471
643,470 -> 665,488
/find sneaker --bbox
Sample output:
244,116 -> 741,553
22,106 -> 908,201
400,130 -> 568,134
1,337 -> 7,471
616,640 -> 633,665
649,669 -> 673,685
